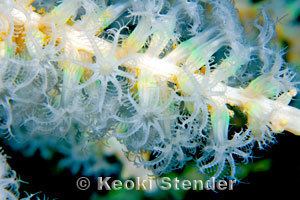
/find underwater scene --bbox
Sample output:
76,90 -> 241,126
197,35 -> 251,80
0,0 -> 300,199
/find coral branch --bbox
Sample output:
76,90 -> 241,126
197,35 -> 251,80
9,7 -> 300,136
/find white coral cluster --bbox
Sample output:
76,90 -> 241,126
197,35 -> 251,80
0,0 -> 299,182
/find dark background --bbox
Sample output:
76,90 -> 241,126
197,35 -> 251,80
2,132 -> 300,200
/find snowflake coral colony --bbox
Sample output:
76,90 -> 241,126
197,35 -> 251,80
0,0 -> 299,181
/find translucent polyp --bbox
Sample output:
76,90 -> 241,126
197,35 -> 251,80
122,17 -> 153,55
210,105 -> 230,145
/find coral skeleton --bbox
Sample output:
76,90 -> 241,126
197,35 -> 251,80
0,0 -> 300,185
